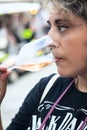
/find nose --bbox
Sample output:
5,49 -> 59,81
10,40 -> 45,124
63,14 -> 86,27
48,28 -> 60,48
48,27 -> 55,41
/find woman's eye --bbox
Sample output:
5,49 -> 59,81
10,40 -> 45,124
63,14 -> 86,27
58,26 -> 68,32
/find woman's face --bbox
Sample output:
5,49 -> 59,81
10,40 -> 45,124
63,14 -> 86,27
47,10 -> 87,77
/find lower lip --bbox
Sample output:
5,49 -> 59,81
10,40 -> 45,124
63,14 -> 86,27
56,58 -> 64,63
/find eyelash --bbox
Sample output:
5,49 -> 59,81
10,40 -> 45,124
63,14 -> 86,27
47,23 -> 69,32
57,25 -> 69,32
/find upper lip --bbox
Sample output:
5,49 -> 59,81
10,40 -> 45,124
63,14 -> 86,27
53,53 -> 64,61
49,45 -> 64,61
55,56 -> 64,61
52,55 -> 63,62
51,50 -> 62,58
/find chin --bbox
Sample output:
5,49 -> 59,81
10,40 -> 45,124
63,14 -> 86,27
57,69 -> 75,78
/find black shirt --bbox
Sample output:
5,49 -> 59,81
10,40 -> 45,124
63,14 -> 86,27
6,74 -> 87,130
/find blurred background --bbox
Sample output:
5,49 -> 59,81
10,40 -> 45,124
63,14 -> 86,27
0,0 -> 50,83
0,0 -> 58,129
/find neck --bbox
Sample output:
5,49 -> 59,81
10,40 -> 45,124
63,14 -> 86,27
75,76 -> 87,93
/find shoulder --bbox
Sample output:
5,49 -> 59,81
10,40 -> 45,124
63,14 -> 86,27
30,73 -> 57,95
24,74 -> 57,101
53,76 -> 74,86
55,76 -> 73,85
25,74 -> 73,103
50,76 -> 74,93
29,74 -> 73,94
32,74 -> 73,95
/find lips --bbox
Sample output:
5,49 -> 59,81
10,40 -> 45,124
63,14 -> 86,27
50,46 -> 64,62
54,56 -> 64,63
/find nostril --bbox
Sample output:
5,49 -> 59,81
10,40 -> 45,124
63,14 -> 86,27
48,44 -> 57,52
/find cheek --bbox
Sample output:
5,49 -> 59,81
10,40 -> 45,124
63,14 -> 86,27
68,45 -> 87,71
61,27 -> 87,48
61,34 -> 87,56
62,38 -> 87,66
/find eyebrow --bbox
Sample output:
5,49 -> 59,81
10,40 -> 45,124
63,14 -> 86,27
47,18 -> 70,25
47,18 -> 81,28
55,19 -> 69,24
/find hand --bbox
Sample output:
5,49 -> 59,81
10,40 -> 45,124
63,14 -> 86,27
0,67 -> 10,104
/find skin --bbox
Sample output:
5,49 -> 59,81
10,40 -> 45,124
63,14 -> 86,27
0,68 -> 10,130
47,10 -> 87,92
0,67 -> 10,104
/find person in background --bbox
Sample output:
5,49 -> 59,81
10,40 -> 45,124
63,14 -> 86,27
21,22 -> 36,43
0,0 -> 87,129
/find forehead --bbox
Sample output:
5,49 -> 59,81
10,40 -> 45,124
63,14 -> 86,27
48,9 -> 85,24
